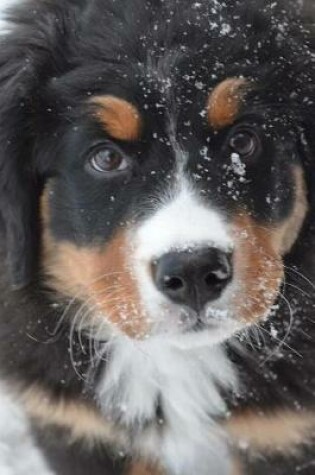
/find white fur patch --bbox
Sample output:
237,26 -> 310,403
130,177 -> 234,336
0,0 -> 19,34
97,336 -> 238,475
134,179 -> 232,262
0,384 -> 53,475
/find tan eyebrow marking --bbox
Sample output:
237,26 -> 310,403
207,78 -> 248,129
91,96 -> 142,141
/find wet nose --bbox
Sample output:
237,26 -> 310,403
152,248 -> 233,312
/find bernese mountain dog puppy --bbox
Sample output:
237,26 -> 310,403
0,0 -> 315,474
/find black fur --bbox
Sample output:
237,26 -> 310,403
0,1 -> 315,474
33,425 -> 127,475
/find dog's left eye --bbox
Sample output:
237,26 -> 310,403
88,146 -> 129,174
228,129 -> 260,158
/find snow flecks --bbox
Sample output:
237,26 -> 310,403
231,153 -> 246,177
200,146 -> 212,162
195,81 -> 206,90
270,325 -> 279,339
220,23 -> 232,36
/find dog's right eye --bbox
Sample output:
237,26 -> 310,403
88,146 -> 129,174
228,128 -> 261,159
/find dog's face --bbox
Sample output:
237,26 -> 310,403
0,0 -> 312,345
41,82 -> 307,342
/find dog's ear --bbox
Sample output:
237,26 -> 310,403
0,1 -> 80,289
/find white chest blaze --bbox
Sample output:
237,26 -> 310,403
97,336 -> 238,475
0,0 -> 20,34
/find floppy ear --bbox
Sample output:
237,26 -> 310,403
0,1 -> 80,288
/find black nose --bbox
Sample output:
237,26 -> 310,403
152,248 -> 233,312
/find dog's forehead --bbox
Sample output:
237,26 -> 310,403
90,74 -> 249,144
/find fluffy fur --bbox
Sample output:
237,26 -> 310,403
97,337 -> 237,475
0,1 -> 315,475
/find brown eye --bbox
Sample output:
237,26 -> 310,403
89,147 -> 128,173
229,130 -> 260,157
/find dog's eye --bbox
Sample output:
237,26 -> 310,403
229,130 -> 260,158
89,147 -> 128,173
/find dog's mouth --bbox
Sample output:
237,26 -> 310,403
194,319 -> 234,338
176,306 -> 235,333
138,247 -> 284,343
137,301 -> 246,349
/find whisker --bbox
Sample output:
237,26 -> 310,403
282,281 -> 311,298
284,265 -> 315,292
42,269 -> 132,343
260,291 -> 302,363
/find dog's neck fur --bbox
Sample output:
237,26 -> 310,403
97,336 -> 237,475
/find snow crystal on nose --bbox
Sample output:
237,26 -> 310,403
231,153 -> 246,177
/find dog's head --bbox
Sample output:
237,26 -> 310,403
0,0 -> 314,344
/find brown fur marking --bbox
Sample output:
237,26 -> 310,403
231,459 -> 244,475
232,214 -> 284,323
43,230 -> 149,338
207,78 -> 247,129
127,463 -> 163,475
41,187 -> 149,338
21,385 -> 123,445
232,166 -> 307,323
92,96 -> 142,141
227,410 -> 315,455
272,167 -> 308,254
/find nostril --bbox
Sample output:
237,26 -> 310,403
152,248 -> 233,311
163,276 -> 185,291
204,272 -> 221,288
204,268 -> 231,288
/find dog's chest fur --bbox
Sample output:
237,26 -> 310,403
97,337 -> 238,475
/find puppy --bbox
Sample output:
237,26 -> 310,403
0,1 -> 315,474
